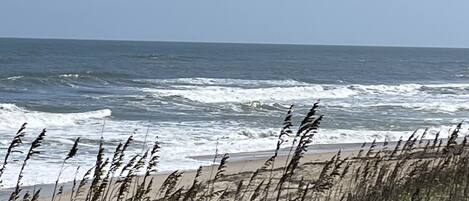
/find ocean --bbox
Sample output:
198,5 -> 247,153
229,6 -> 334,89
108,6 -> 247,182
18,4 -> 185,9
1,38 -> 469,187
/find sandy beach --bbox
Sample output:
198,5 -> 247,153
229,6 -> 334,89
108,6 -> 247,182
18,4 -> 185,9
0,142 -> 367,201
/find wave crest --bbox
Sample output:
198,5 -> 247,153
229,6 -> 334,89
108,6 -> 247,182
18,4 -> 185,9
138,79 -> 469,107
142,85 -> 356,103
58,74 -> 80,78
0,103 -> 111,129
133,77 -> 311,87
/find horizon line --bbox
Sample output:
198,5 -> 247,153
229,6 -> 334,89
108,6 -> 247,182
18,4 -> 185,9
1,36 -> 468,50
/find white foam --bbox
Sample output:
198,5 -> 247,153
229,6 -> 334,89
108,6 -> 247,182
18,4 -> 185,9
138,78 -> 469,100
134,78 -> 310,87
0,103 -> 111,129
344,83 -> 469,96
348,84 -> 423,95
142,85 -> 356,103
5,76 -> 24,80
316,127 -> 440,144
325,98 -> 469,113
0,105 -> 114,188
59,74 -> 80,78
0,116 -> 464,188
136,79 -> 469,113
394,102 -> 469,113
141,78 -> 469,90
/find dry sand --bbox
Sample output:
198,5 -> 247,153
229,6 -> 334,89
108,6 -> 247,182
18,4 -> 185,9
0,142 -> 372,200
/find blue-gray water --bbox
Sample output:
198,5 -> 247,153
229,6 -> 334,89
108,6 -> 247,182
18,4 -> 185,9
1,38 -> 469,187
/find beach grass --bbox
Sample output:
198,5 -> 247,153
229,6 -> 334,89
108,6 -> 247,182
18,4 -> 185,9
1,101 -> 469,201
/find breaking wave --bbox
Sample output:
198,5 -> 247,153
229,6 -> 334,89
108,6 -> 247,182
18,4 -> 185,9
0,103 -> 112,129
138,78 -> 469,109
133,78 -> 311,87
142,85 -> 356,103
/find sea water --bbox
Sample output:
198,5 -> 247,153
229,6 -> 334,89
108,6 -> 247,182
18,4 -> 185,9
1,38 -> 469,187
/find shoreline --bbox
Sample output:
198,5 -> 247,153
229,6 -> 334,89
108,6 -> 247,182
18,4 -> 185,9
0,141 -> 372,200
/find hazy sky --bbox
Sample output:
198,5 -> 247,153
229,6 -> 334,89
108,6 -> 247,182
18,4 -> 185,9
1,0 -> 469,47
